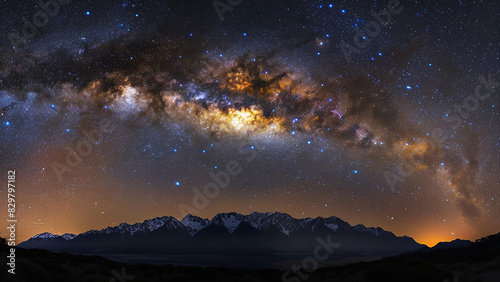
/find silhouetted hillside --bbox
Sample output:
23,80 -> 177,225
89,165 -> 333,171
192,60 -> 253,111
1,232 -> 499,281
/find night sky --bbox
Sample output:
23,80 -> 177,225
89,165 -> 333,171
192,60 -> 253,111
0,0 -> 499,247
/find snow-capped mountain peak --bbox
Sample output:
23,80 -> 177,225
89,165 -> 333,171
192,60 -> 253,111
181,214 -> 210,236
21,212 -> 426,257
142,216 -> 181,232
246,211 -> 299,236
61,233 -> 77,240
323,217 -> 340,231
32,232 -> 57,239
209,212 -> 245,233
354,224 -> 387,236
79,216 -> 182,237
32,232 -> 76,240
27,212 -> 398,242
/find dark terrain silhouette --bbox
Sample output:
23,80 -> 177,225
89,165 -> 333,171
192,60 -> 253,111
1,232 -> 499,282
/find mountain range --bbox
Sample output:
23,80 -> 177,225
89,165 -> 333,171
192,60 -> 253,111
431,239 -> 473,250
19,212 -> 426,256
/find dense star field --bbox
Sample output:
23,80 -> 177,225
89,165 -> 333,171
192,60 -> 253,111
0,0 -> 499,247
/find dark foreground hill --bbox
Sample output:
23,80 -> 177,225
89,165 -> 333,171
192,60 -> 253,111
1,232 -> 499,282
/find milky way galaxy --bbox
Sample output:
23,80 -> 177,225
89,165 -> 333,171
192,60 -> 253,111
0,0 -> 499,246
